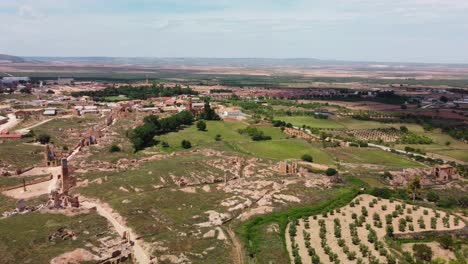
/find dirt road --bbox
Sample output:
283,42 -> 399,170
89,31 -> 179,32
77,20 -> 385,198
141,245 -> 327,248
0,113 -> 19,131
81,198 -> 155,264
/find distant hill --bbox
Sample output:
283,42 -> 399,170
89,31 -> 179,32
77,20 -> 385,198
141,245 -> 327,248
0,54 -> 27,63
22,56 -> 468,68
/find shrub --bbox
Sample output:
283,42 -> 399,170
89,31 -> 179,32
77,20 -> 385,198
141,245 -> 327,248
196,120 -> 207,131
430,217 -> 437,229
161,141 -> 170,148
361,206 -> 368,217
325,168 -> 338,176
438,236 -> 453,250
426,191 -> 440,202
301,154 -> 313,162
215,134 -> 222,141
181,140 -> 192,149
381,205 -> 387,211
418,216 -> 426,229
386,225 -> 394,237
412,244 -> 433,262
423,209 -> 428,215
109,144 -> 121,152
36,134 -> 51,144
386,214 -> 393,225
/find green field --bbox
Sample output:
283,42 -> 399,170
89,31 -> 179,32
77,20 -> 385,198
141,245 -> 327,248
325,148 -> 423,169
155,121 -> 334,163
0,212 -> 115,264
275,115 -> 345,129
396,128 -> 468,162
0,138 -> 44,169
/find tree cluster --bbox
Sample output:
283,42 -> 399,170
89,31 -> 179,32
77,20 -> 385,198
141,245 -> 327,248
128,111 -> 193,151
238,127 -> 272,141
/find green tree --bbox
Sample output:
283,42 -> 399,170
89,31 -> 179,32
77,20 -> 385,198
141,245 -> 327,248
196,120 -> 207,131
407,176 -> 422,202
181,140 -> 192,149
301,154 -> 313,162
199,100 -> 220,120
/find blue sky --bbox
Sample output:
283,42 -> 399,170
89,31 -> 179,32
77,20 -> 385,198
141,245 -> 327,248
0,0 -> 467,63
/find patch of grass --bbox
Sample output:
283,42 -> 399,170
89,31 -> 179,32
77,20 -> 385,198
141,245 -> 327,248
0,212 -> 113,264
326,148 -> 422,169
0,138 -> 44,168
235,139 -> 335,164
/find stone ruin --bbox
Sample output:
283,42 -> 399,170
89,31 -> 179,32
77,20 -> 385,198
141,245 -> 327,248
278,160 -> 298,174
276,161 -> 308,176
390,164 -> 459,187
45,159 -> 79,209
45,144 -> 67,167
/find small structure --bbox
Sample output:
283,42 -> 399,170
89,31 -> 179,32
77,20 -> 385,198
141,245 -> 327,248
278,161 -> 298,174
432,165 -> 458,181
43,108 -> 57,116
45,144 -> 65,166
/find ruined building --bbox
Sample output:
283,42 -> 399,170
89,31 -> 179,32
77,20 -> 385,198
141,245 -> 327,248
278,161 -> 298,174
46,159 -> 79,209
44,144 -> 66,167
432,165 -> 458,181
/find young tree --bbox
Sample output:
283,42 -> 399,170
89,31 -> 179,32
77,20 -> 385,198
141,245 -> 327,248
196,120 -> 207,131
407,176 -> 422,202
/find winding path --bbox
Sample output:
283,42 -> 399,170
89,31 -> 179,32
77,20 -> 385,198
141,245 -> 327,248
81,198 -> 155,264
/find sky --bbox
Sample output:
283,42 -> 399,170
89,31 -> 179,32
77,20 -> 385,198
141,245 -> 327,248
0,0 -> 467,63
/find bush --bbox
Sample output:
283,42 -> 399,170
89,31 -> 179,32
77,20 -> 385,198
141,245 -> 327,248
196,120 -> 207,131
325,168 -> 338,176
109,144 -> 121,152
301,154 -> 313,162
161,141 -> 170,148
215,134 -> 222,141
36,134 -> 51,144
426,191 -> 440,202
412,244 -> 433,262
181,140 -> 192,149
